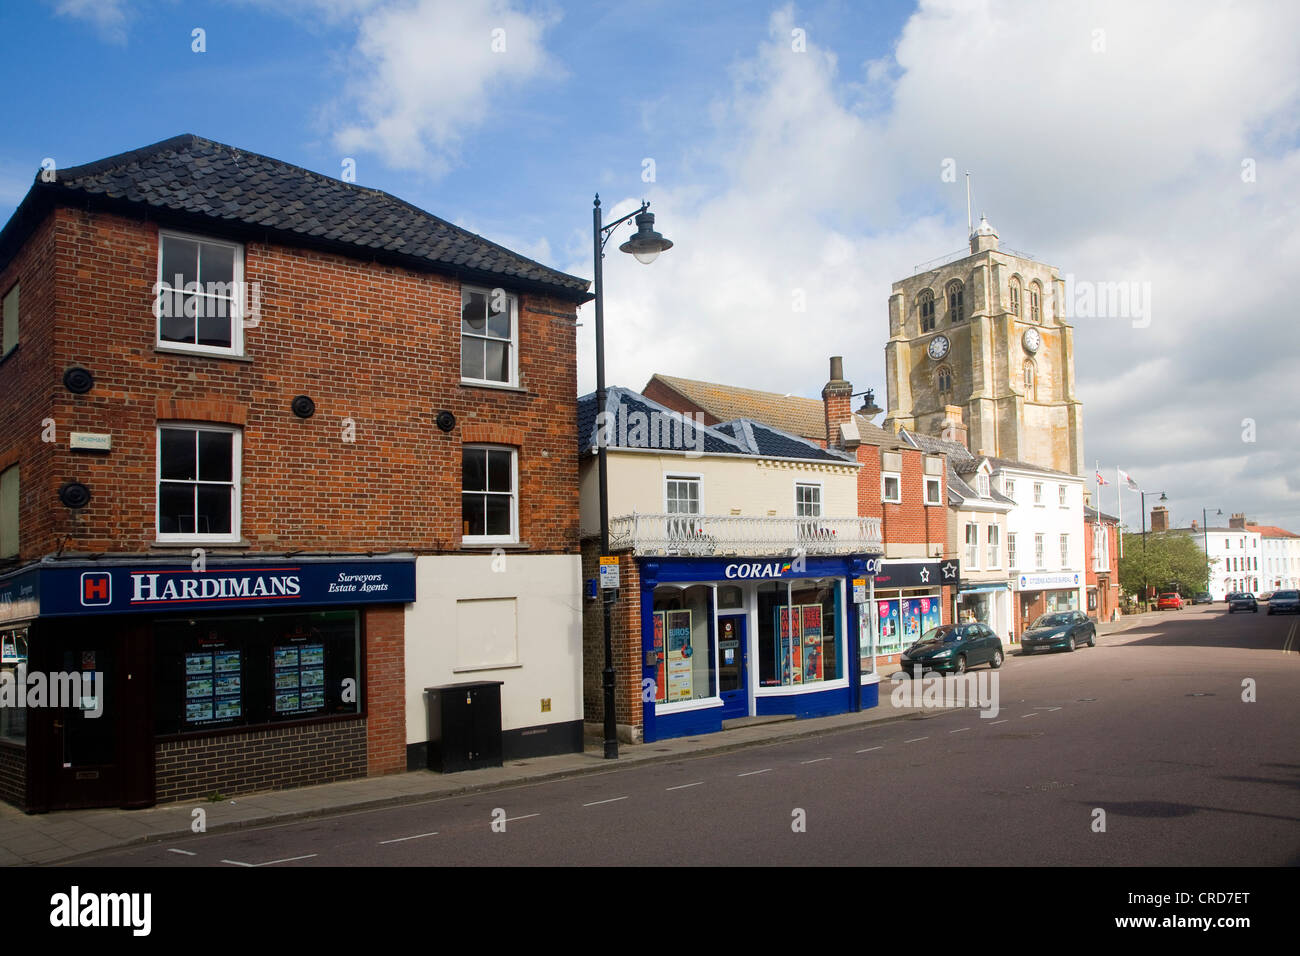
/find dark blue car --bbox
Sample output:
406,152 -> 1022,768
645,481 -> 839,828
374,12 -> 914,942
1021,610 -> 1096,654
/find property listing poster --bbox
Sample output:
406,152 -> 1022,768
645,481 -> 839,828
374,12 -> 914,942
777,606 -> 804,685
184,648 -> 242,724
665,610 -> 694,701
903,596 -> 942,641
877,600 -> 901,653
273,642 -> 326,715
801,604 -> 823,682
652,611 -> 666,703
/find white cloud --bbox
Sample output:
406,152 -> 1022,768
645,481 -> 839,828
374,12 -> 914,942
330,0 -> 560,175
573,0 -> 1300,526
50,0 -> 129,44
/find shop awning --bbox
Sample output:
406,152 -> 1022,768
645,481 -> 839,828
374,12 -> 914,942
960,582 -> 1010,593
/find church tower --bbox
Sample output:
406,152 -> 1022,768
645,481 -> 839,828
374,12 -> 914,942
882,217 -> 1084,475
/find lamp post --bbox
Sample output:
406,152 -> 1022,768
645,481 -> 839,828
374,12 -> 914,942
1203,507 -> 1222,599
1140,490 -> 1167,608
592,194 -> 673,760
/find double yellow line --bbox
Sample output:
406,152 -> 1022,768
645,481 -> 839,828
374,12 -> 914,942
1284,618 -> 1299,655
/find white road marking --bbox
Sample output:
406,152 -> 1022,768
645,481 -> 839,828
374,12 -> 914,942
800,757 -> 831,764
167,848 -> 196,856
737,769 -> 771,777
856,746 -> 883,753
666,782 -> 703,791
379,831 -> 439,844
503,813 -> 540,823
904,736 -> 928,743
949,727 -> 969,734
221,860 -> 254,867
221,854 -> 318,867
1021,713 -> 1039,718
583,796 -> 628,807
989,719 -> 1008,725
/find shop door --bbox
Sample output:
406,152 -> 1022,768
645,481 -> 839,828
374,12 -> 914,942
717,615 -> 748,718
48,638 -> 119,810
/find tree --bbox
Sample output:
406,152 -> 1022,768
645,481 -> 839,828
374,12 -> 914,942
1118,531 -> 1214,599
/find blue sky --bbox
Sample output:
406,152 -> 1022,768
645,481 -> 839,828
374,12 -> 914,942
3,0 -> 1299,529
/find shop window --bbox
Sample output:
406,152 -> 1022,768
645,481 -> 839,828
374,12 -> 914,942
157,424 -> 240,543
0,463 -> 17,558
460,286 -> 518,385
717,585 -> 744,610
462,445 -> 517,543
156,231 -> 244,355
651,585 -> 715,704
154,609 -> 361,736
757,580 -> 841,687
0,626 -> 29,744
2,282 -> 17,357
871,593 -> 940,660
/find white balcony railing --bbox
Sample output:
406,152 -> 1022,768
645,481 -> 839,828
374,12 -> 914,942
608,513 -> 883,557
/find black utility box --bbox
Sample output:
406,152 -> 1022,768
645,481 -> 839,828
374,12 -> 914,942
425,681 -> 504,773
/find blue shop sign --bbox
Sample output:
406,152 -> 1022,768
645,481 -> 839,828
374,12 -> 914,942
1,559 -> 416,621
640,554 -> 880,585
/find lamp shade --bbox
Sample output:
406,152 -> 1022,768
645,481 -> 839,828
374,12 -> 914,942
618,210 -> 673,264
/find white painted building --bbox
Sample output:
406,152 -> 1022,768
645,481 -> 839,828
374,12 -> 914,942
1252,524 -> 1300,591
1165,514 -> 1262,599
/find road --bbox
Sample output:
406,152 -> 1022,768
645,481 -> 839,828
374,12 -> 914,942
72,603 -> 1300,866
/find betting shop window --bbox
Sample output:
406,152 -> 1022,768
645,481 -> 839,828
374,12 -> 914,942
154,609 -> 361,736
757,580 -> 841,687
650,586 -> 715,705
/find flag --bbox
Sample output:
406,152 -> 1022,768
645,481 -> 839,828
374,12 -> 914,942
1118,469 -> 1139,491
1096,471 -> 1109,486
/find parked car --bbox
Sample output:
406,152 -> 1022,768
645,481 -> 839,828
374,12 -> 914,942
900,622 -> 1004,675
1227,592 -> 1258,613
1259,591 -> 1274,603
1192,591 -> 1213,605
1157,592 -> 1183,610
1266,590 -> 1299,615
1021,610 -> 1097,654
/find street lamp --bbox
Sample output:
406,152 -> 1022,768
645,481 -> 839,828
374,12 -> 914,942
592,194 -> 673,760
1202,507 -> 1222,598
1140,490 -> 1167,607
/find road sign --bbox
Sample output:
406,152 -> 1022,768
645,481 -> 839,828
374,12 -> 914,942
599,556 -> 620,589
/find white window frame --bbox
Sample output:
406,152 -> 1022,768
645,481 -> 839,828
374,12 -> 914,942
1004,478 -> 1015,501
460,285 -> 520,388
965,523 -> 979,569
1007,532 -> 1018,570
1060,533 -> 1070,569
156,423 -> 242,544
924,476 -> 942,505
977,473 -> 990,498
462,444 -> 519,544
1034,533 -> 1045,569
987,525 -> 1001,569
1058,484 -> 1067,508
0,463 -> 18,559
664,474 -> 703,515
794,481 -> 822,517
881,472 -> 901,504
155,230 -> 245,357
1033,481 -> 1044,506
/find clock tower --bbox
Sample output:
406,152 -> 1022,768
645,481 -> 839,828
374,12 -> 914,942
882,216 -> 1084,476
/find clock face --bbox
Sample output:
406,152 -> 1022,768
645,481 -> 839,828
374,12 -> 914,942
1022,328 -> 1041,354
927,334 -> 950,361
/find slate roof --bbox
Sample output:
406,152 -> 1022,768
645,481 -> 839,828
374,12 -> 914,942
577,388 -> 855,463
898,429 -> 1014,508
0,134 -> 590,301
1085,506 -> 1121,523
646,373 -> 898,447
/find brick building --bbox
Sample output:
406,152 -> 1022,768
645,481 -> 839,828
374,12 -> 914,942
646,358 -> 955,671
0,135 -> 588,811
1084,506 -> 1121,622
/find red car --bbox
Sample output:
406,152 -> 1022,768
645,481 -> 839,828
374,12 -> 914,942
1157,592 -> 1183,610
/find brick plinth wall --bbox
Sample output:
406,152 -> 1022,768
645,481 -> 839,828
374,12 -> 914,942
0,742 -> 25,808
364,605 -> 405,776
155,718 -> 366,803
581,542 -> 644,734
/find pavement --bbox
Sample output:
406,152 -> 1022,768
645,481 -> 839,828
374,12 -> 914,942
0,610 -> 1158,866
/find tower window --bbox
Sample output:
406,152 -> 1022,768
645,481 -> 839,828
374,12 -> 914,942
947,282 -> 965,323
936,365 -> 952,396
1029,281 -> 1042,323
1009,278 -> 1021,316
919,289 -> 935,332
1023,360 -> 1036,398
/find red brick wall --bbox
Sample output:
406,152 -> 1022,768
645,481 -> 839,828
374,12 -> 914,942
0,206 -> 580,559
581,542 -> 643,731
642,380 -> 722,426
363,604 -> 406,775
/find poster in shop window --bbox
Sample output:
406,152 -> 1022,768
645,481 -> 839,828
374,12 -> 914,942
902,596 -> 941,641
801,605 -> 823,682
652,611 -> 666,703
665,610 -> 693,701
777,607 -> 804,685
877,600 -> 901,653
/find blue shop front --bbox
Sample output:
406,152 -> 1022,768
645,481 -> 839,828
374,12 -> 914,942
0,555 -> 415,812
638,553 -> 881,743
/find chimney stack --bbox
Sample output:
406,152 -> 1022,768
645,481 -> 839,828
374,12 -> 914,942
1228,513 -> 1247,529
822,356 -> 857,449
938,404 -> 968,450
1150,505 -> 1169,532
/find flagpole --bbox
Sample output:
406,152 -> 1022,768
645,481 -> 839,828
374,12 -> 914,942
1116,467 -> 1124,559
